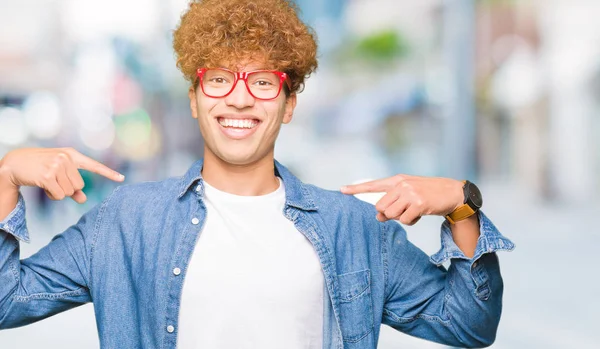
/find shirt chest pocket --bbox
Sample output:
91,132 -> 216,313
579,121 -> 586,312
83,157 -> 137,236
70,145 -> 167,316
336,269 -> 374,343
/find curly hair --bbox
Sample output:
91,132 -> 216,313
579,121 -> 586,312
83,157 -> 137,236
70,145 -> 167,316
173,0 -> 318,94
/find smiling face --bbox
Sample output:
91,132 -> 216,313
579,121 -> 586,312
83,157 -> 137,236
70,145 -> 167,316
189,62 -> 297,167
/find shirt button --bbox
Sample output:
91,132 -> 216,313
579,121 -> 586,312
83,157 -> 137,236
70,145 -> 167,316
173,268 -> 181,276
195,185 -> 201,192
191,217 -> 199,225
167,325 -> 175,333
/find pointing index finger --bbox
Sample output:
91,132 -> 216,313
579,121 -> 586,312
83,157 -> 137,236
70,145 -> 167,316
341,178 -> 394,195
70,151 -> 125,182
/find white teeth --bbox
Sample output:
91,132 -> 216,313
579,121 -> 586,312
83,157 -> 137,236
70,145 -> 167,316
218,118 -> 258,129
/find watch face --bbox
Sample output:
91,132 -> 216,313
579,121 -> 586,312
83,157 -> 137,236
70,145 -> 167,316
468,183 -> 483,208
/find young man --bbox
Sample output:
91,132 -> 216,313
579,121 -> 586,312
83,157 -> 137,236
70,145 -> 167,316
0,0 -> 513,348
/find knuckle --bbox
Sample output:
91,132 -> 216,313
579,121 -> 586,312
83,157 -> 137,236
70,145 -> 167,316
55,152 -> 70,163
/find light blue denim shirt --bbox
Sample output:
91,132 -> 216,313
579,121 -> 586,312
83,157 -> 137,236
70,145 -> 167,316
0,159 -> 514,348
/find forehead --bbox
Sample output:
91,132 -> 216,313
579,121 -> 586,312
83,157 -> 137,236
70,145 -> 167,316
218,57 -> 274,72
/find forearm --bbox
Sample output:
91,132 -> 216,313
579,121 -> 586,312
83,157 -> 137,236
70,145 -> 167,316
449,214 -> 480,258
0,187 -> 31,328
0,193 -> 93,329
0,226 -> 24,328
384,213 -> 514,347
444,252 -> 504,347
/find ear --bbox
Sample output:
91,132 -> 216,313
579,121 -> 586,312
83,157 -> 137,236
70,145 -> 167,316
188,86 -> 198,119
282,93 -> 297,124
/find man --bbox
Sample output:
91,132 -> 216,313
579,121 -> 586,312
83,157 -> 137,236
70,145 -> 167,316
0,0 -> 514,348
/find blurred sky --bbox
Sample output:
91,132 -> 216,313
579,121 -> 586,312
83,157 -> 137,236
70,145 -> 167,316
0,0 -> 599,348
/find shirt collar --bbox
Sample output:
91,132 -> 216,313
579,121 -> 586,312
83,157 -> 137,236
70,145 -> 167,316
177,158 -> 318,211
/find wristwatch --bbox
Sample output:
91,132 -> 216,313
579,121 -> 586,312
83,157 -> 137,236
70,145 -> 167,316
445,180 -> 483,224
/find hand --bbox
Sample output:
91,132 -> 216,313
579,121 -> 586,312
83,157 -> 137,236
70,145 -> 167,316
341,175 -> 464,225
0,148 -> 124,204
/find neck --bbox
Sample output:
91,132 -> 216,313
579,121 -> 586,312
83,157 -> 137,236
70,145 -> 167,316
201,150 -> 279,196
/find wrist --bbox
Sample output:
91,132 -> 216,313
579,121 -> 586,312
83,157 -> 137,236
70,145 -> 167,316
445,180 -> 482,224
452,179 -> 467,213
452,211 -> 479,226
0,160 -> 18,193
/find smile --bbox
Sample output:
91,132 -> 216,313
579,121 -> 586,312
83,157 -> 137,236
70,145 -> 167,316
216,117 -> 261,140
218,118 -> 259,129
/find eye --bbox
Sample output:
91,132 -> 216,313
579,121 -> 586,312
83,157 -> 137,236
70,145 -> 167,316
210,77 -> 229,84
255,80 -> 273,86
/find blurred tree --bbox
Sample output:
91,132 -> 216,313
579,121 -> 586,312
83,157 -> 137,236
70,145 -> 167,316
354,30 -> 410,62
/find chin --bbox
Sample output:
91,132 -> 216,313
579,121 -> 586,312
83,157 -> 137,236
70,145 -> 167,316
216,151 -> 262,166
206,141 -> 273,167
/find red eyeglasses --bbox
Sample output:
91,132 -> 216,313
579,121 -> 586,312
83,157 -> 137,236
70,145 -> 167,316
196,68 -> 291,100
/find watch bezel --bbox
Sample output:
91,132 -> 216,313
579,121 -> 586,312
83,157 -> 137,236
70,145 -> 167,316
464,180 -> 483,210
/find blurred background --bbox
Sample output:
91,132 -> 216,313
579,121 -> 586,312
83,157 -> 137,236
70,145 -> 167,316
1,0 -> 599,348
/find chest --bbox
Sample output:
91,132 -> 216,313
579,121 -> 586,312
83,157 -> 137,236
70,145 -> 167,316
186,204 -> 324,303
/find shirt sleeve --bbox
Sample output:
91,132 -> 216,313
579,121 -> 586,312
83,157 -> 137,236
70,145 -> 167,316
430,210 -> 515,265
381,211 -> 514,348
0,192 -> 108,329
0,193 -> 30,243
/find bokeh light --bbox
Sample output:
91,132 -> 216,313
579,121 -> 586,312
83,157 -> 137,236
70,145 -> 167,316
22,92 -> 63,139
0,107 -> 28,146
79,120 -> 116,151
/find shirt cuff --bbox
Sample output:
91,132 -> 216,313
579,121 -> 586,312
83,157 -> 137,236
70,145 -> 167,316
0,192 -> 30,243
430,210 -> 514,266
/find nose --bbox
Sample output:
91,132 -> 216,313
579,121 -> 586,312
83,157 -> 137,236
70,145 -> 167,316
224,79 -> 255,109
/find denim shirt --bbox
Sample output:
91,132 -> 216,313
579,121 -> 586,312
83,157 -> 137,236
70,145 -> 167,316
0,159 -> 514,348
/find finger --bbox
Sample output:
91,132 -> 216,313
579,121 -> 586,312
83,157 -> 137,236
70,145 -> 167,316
56,165 -> 75,197
42,177 -> 65,201
375,186 -> 402,212
399,204 -> 422,226
376,212 -> 388,222
71,190 -> 87,204
64,162 -> 87,204
67,150 -> 125,182
408,216 -> 421,225
383,199 -> 410,221
65,163 -> 85,192
341,177 -> 399,195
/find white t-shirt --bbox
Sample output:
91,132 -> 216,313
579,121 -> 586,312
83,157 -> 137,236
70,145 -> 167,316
177,178 -> 324,349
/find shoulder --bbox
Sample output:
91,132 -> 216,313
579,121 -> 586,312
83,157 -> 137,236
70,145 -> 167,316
114,176 -> 181,197
303,183 -> 379,219
303,182 -> 408,237
99,176 -> 184,215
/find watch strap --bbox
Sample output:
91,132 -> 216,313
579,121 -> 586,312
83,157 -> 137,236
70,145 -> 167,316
445,203 -> 476,224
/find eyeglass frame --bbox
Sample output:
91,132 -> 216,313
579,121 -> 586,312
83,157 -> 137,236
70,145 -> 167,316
195,68 -> 292,100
